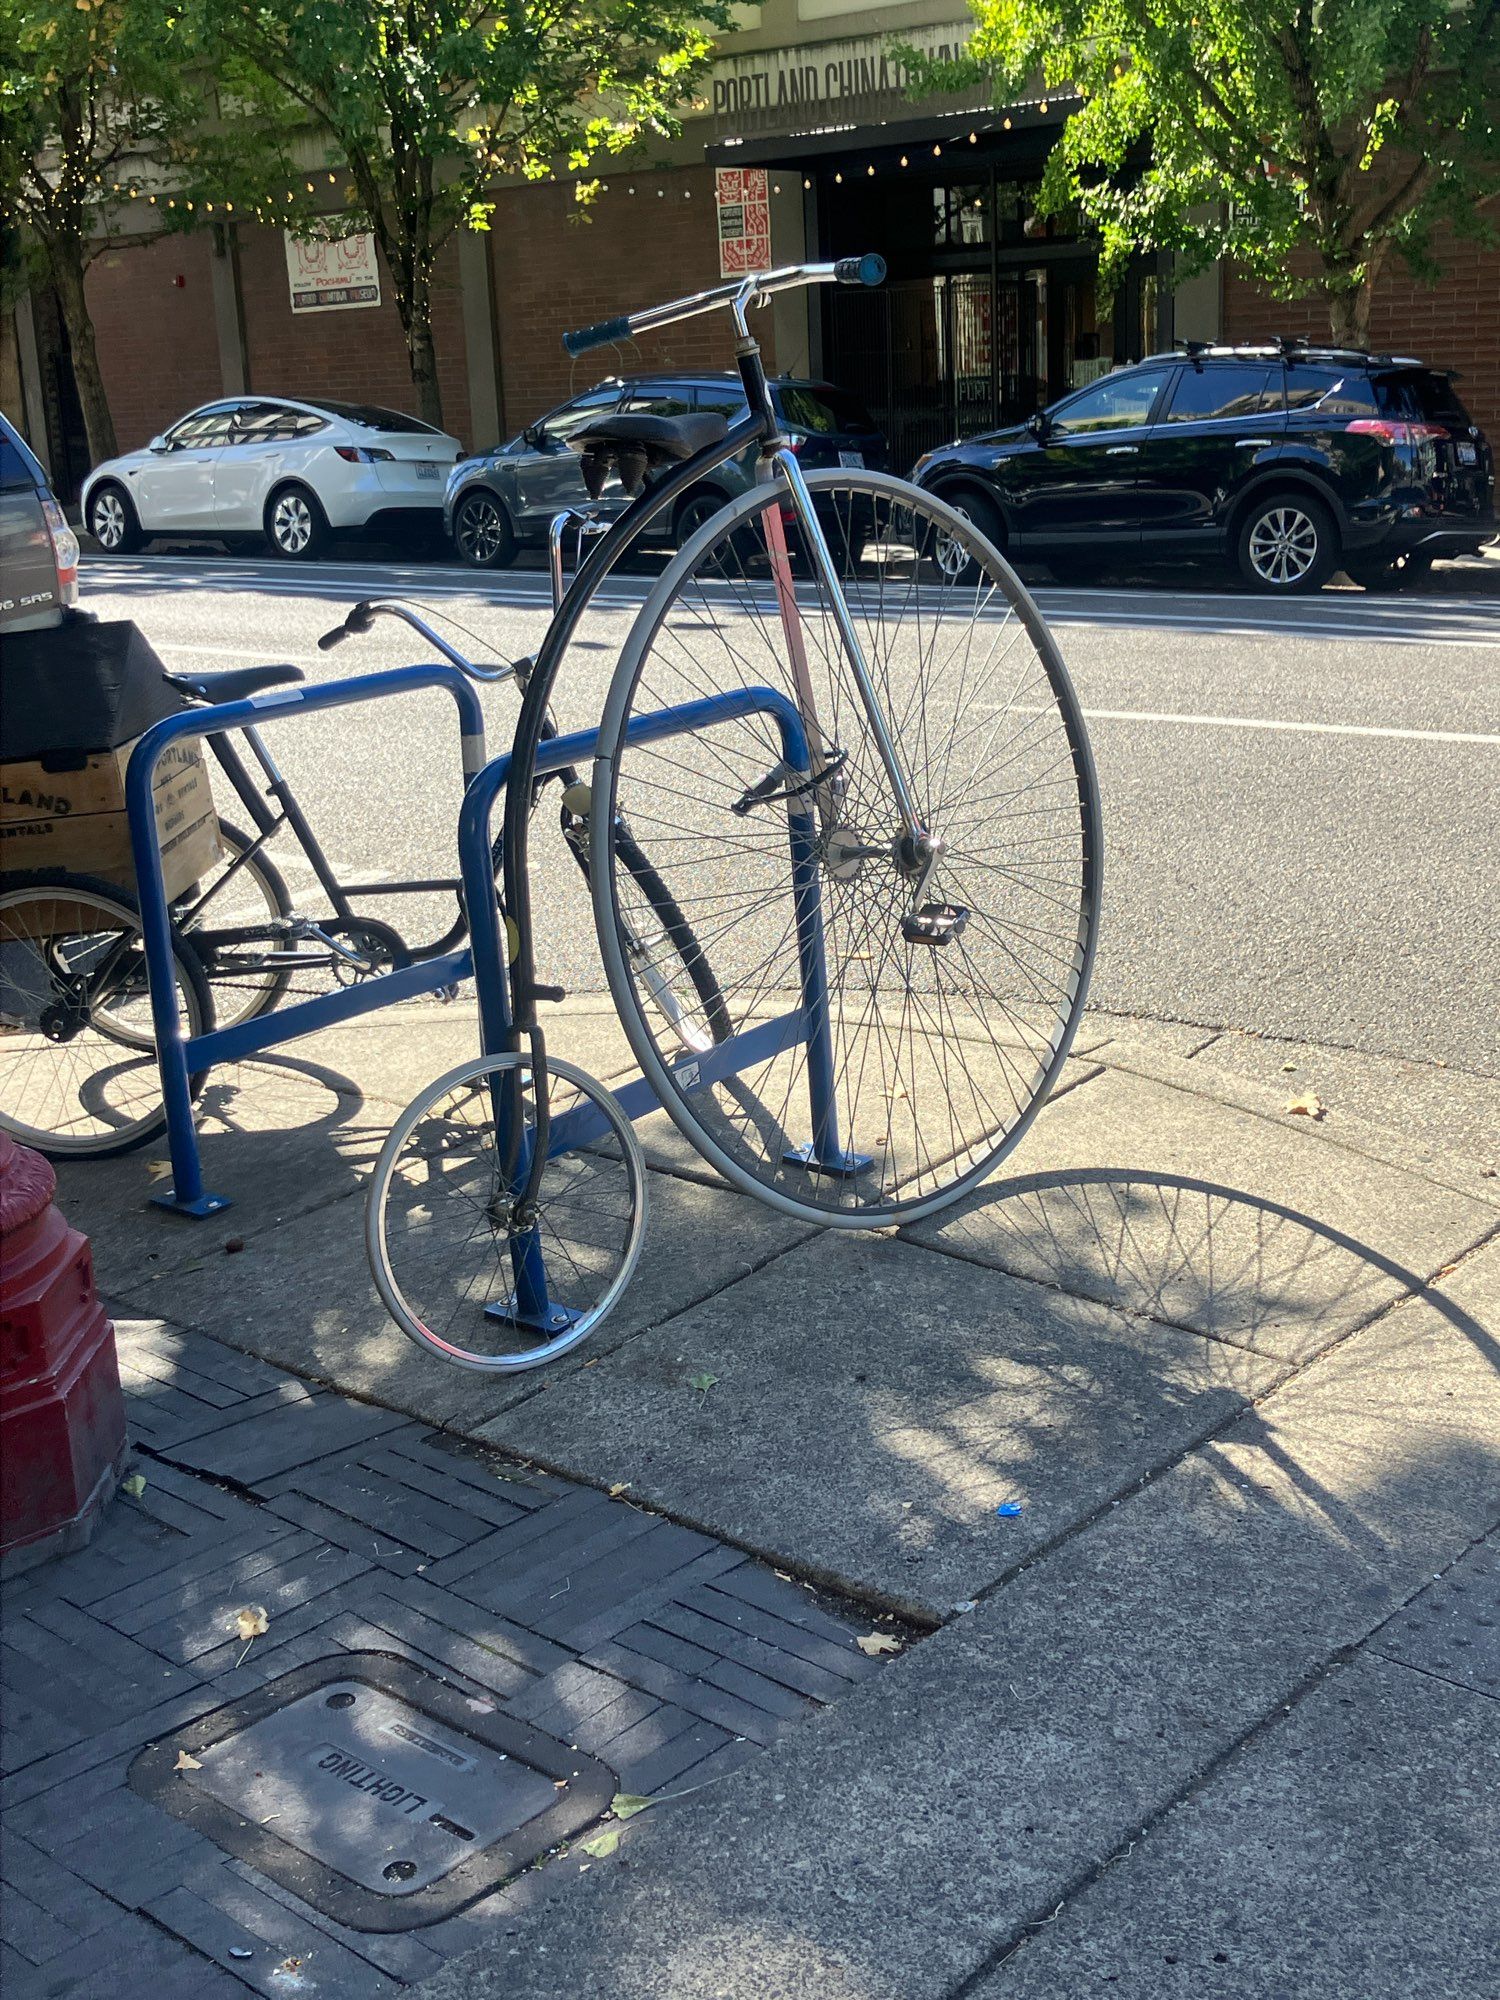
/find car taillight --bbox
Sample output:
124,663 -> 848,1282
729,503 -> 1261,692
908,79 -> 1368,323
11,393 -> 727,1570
1346,420 -> 1450,446
333,445 -> 395,463
41,495 -> 79,605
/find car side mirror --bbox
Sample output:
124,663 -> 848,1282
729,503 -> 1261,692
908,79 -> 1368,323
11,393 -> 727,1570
522,424 -> 546,449
148,435 -> 169,453
1026,411 -> 1051,441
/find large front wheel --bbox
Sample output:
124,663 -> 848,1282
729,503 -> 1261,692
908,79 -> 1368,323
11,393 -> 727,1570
590,470 -> 1102,1228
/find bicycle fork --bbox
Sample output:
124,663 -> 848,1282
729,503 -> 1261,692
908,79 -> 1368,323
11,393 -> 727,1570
758,453 -> 954,939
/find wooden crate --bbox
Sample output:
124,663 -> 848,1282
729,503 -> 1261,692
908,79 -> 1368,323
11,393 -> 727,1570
0,735 -> 221,911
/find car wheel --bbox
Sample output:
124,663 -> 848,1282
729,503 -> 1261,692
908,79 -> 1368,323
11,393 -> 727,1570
87,483 -> 143,555
926,489 -> 1005,584
264,485 -> 329,561
452,489 -> 516,569
673,490 -> 732,546
1346,549 -> 1434,593
1236,493 -> 1337,593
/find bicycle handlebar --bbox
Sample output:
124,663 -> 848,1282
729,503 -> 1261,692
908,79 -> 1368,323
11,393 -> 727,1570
561,254 -> 886,357
317,600 -> 515,683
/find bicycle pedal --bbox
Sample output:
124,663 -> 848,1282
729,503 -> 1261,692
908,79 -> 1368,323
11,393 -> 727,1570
902,903 -> 970,947
533,983 -> 567,1003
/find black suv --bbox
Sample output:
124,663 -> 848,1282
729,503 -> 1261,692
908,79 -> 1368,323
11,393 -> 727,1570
912,344 -> 1496,593
446,372 -> 887,567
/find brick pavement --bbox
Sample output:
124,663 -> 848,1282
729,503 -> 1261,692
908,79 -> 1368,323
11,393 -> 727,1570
0,1312 -> 888,1997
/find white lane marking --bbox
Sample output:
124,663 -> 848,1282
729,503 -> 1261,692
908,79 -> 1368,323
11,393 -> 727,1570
1066,705 -> 1500,747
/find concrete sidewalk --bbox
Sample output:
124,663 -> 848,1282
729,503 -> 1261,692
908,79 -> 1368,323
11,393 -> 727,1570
10,1001 -> 1498,1997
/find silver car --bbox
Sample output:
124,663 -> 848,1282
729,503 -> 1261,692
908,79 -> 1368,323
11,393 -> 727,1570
445,372 -> 887,568
0,414 -> 80,633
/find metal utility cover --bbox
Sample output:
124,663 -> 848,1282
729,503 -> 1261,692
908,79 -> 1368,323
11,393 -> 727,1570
130,1653 -> 616,1930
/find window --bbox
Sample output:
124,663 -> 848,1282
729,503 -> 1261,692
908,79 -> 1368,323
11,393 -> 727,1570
1283,368 -> 1378,416
165,407 -> 238,450
694,386 -> 750,418
1377,371 -> 1472,428
621,388 -> 694,418
776,385 -> 880,436
535,386 -> 621,446
304,400 -> 442,434
1049,372 -> 1162,436
227,403 -> 324,445
1163,366 -> 1282,424
932,183 -> 990,249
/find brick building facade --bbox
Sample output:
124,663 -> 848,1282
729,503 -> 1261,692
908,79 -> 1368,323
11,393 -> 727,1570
7,0 -> 1496,486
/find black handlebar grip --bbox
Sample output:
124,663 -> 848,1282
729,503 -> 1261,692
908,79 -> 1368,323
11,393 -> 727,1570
317,624 -> 351,651
834,253 -> 887,288
562,314 -> 632,356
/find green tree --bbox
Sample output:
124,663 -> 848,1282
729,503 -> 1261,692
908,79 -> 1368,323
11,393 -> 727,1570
907,1 -> 1500,346
213,0 -> 733,428
0,0 -> 211,460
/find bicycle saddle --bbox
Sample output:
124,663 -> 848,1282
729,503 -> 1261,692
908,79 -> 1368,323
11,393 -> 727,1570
570,411 -> 729,498
167,663 -> 305,703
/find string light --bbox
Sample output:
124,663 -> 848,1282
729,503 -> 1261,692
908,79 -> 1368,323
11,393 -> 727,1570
866,164 -> 874,176
803,177 -> 811,189
899,154 -> 909,167
834,171 -> 842,183
969,131 -> 978,143
932,143 -> 941,156
1003,116 -> 1012,130
1039,100 -> 1049,112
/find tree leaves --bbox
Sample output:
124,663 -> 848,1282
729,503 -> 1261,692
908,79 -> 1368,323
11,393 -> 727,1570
856,1631 -> 902,1656
896,0 -> 1500,337
1285,1090 -> 1326,1120
234,1604 -> 269,1641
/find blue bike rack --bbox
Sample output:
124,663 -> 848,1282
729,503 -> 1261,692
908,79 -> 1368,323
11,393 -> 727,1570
126,666 -> 856,1332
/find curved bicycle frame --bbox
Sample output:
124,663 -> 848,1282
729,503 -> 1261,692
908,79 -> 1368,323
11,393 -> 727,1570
501,406 -> 772,1040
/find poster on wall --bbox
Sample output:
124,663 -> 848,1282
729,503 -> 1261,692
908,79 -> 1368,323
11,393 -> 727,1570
715,168 -> 770,277
284,229 -> 381,313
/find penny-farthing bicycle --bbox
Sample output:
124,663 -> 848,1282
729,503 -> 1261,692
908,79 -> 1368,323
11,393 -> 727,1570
362,256 -> 1103,1370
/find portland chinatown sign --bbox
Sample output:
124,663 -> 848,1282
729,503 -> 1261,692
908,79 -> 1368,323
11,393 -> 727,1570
710,23 -> 984,142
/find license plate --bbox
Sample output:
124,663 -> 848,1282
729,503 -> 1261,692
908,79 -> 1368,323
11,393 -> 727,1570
838,450 -> 864,469
415,462 -> 440,481
1456,441 -> 1477,465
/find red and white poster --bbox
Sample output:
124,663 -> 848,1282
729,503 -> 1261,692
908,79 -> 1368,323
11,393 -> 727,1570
284,229 -> 381,313
715,168 -> 771,277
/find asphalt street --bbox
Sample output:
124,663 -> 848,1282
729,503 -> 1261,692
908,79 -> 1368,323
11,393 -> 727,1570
80,550 -> 1500,1076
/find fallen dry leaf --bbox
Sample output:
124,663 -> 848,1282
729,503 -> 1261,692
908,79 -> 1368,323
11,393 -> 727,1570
174,1750 -> 202,1772
144,1158 -> 174,1182
608,1481 -> 631,1498
120,1472 -> 146,1499
856,1632 -> 902,1657
1285,1091 -> 1326,1120
579,1825 -> 623,1858
610,1793 -> 654,1820
234,1605 -> 270,1642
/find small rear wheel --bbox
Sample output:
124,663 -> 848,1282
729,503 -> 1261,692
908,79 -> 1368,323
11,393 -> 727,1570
0,872 -> 214,1158
366,1051 -> 648,1371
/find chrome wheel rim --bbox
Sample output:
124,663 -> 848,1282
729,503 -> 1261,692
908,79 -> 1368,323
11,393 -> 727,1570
456,495 -> 505,563
1248,506 -> 1318,586
931,505 -> 975,579
92,492 -> 125,549
272,494 -> 313,553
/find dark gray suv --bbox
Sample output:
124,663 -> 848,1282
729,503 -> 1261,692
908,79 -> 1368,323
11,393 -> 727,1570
445,373 -> 887,568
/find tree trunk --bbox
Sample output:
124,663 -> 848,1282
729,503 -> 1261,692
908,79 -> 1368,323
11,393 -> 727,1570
51,251 -> 116,464
407,310 -> 444,430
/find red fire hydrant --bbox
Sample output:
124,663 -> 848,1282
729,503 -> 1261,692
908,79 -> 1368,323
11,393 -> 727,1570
0,1129 -> 127,1575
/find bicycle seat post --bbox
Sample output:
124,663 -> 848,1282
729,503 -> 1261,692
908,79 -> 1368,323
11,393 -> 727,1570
547,508 -> 610,613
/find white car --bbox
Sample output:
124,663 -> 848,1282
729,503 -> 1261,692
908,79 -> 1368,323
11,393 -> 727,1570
81,396 -> 463,560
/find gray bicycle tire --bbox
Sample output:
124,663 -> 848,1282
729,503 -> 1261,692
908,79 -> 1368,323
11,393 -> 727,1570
589,467 -> 1103,1229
